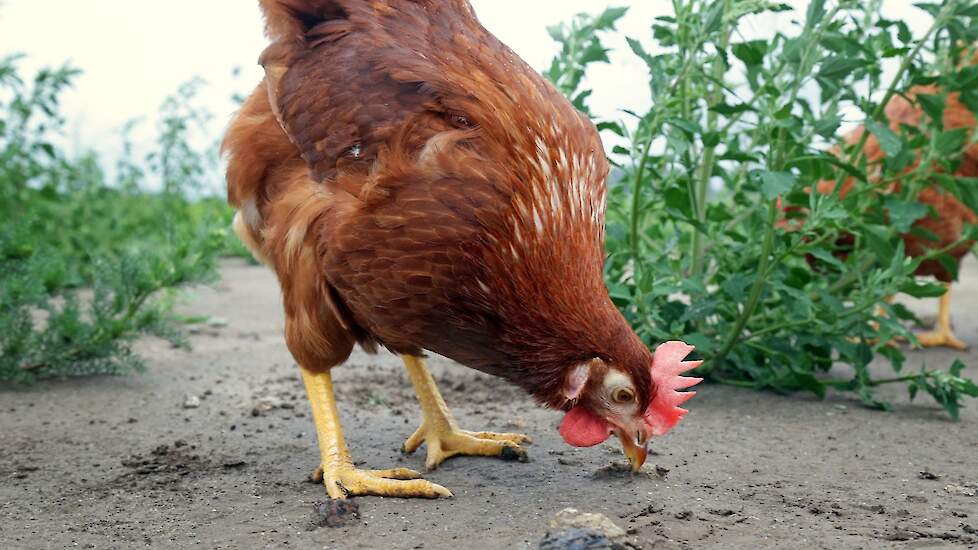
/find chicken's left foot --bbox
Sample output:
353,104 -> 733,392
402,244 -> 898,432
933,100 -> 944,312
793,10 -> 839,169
400,355 -> 531,470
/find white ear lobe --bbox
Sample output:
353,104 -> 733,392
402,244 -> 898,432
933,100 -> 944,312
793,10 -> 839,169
563,362 -> 592,401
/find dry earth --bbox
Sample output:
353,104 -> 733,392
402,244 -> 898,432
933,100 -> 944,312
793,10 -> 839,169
2,258 -> 977,549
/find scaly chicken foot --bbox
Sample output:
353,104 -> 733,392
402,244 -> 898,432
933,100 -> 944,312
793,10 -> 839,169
301,367 -> 452,499
401,356 -> 531,470
916,284 -> 968,351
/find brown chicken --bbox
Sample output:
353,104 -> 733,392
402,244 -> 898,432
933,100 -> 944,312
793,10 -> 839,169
223,0 -> 700,500
804,82 -> 978,350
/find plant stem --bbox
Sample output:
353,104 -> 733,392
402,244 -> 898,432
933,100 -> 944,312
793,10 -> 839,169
629,136 -> 655,270
821,374 -> 922,388
628,24 -> 705,274
705,5 -> 842,370
691,0 -> 733,276
708,199 -> 779,369
717,373 -> 923,391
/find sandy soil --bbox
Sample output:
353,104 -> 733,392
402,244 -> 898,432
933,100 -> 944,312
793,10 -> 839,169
2,258 -> 977,549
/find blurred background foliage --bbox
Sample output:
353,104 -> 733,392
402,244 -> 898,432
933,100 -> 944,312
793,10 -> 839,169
1,1 -> 976,418
0,54 -> 249,383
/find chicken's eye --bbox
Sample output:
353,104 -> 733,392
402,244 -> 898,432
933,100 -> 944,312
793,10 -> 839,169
612,388 -> 634,404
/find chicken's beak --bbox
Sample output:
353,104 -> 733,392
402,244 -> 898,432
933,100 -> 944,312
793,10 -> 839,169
617,429 -> 648,472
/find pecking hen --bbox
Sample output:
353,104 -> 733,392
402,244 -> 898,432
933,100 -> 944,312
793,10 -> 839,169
223,0 -> 700,500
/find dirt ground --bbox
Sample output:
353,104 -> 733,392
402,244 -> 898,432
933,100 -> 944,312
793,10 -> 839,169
2,258 -> 977,550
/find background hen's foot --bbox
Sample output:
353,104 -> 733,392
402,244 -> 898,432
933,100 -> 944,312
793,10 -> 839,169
402,424 -> 531,470
312,462 -> 452,499
916,328 -> 968,351
914,284 -> 967,351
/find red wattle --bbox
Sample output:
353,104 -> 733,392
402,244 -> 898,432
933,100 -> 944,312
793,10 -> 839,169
559,405 -> 611,447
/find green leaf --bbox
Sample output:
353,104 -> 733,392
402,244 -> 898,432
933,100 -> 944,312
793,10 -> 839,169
580,41 -> 611,64
668,117 -> 703,137
864,225 -> 896,264
683,332 -> 715,355
884,198 -> 929,233
702,131 -> 721,147
710,103 -> 756,116
732,41 -> 767,66
702,2 -> 725,34
626,37 -> 653,64
955,177 -> 978,215
721,275 -> 753,302
805,0 -> 827,29
594,6 -> 629,30
899,281 -> 947,299
916,93 -> 946,127
813,114 -> 843,138
818,56 -> 868,80
546,24 -> 565,43
597,121 -> 625,136
607,282 -> 633,304
865,119 -> 903,157
760,171 -> 798,199
935,128 -> 967,155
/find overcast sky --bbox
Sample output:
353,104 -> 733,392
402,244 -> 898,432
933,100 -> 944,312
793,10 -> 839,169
0,1 -> 927,172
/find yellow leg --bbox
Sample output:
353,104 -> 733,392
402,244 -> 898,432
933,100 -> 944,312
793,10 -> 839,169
301,367 -> 452,499
916,284 -> 968,351
401,356 -> 531,470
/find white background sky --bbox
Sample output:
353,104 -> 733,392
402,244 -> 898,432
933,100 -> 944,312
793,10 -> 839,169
0,0 -> 926,181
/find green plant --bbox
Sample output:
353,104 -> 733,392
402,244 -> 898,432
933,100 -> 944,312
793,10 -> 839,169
0,56 -> 232,383
547,2 -> 978,417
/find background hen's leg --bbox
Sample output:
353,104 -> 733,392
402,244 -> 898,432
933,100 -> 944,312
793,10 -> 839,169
916,284 -> 968,351
301,367 -> 452,499
400,356 -> 531,470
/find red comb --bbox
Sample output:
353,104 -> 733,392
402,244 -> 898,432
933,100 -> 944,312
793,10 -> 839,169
644,341 -> 703,437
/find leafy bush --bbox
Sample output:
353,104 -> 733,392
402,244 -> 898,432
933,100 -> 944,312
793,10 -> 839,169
547,1 -> 978,417
0,55 -> 236,383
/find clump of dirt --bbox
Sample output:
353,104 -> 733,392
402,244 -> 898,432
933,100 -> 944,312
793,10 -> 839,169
115,441 -> 241,489
310,499 -> 360,529
592,462 -> 668,480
